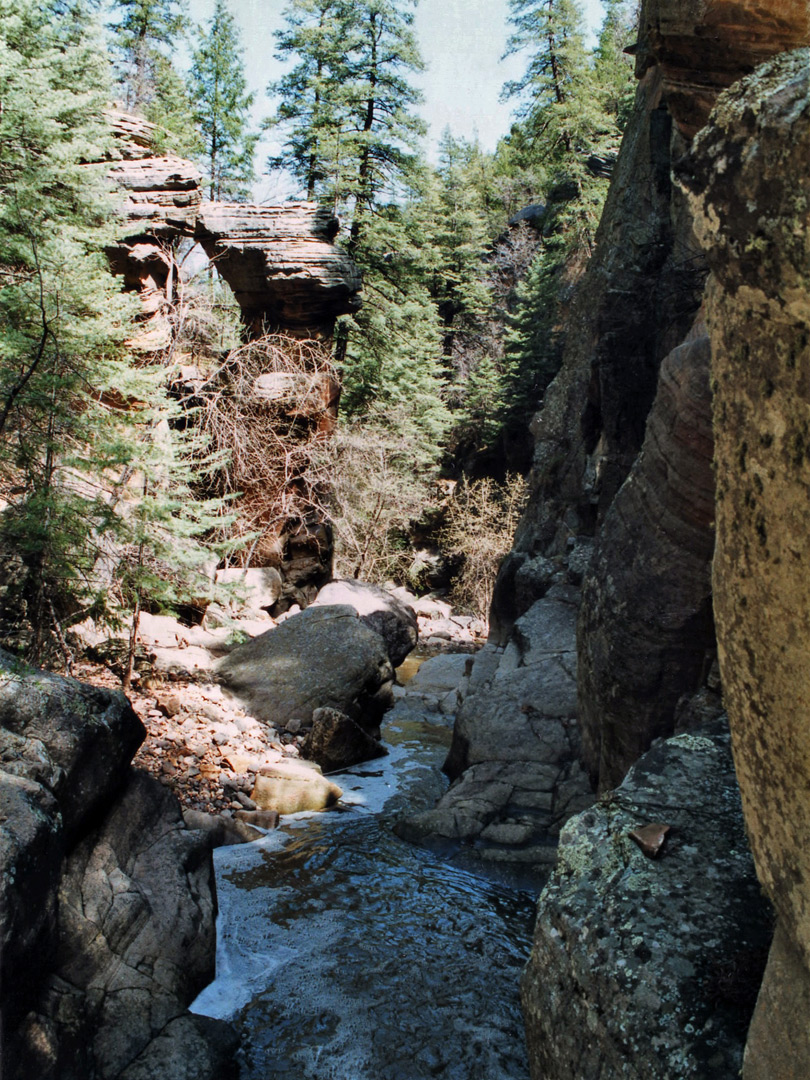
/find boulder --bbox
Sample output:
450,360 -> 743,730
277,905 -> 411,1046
117,1015 -> 239,1080
0,649 -> 144,840
214,566 -> 283,616
216,605 -> 394,729
398,597 -> 592,870
301,707 -> 388,773
251,759 -> 343,815
3,769 -> 225,1080
182,809 -> 263,847
311,579 -> 418,666
195,201 -> 362,336
522,723 -> 773,1080
234,809 -> 280,830
49,771 -> 218,1080
0,772 -> 62,1033
397,653 -> 472,716
680,47 -> 810,1077
0,650 -> 229,1080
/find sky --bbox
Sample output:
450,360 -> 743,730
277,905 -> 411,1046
186,0 -> 609,199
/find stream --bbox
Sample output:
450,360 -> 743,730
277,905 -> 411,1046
191,687 -> 538,1080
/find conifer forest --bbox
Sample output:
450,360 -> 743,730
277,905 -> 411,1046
0,0 -> 636,662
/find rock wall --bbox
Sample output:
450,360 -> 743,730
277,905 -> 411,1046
105,112 -> 361,600
578,315 -> 718,791
680,47 -> 810,1078
401,2 -> 810,1077
0,650 -> 236,1079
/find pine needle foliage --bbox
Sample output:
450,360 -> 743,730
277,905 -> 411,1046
0,0 -> 234,662
189,0 -> 258,201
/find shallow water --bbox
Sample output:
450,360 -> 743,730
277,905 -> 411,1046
192,699 -> 537,1080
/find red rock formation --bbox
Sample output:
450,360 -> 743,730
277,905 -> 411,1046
105,112 -> 361,339
195,202 -> 361,338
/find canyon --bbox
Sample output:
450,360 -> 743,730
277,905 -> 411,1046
2,0 -> 810,1076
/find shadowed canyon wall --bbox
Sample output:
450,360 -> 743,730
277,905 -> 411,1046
409,1 -> 810,1076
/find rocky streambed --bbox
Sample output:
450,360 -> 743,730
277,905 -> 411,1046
191,656 -> 538,1080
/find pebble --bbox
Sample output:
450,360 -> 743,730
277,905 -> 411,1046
159,694 -> 183,717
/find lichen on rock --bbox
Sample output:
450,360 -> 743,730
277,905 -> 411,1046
521,722 -> 772,1080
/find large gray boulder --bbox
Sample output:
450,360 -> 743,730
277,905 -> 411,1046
397,595 -> 592,871
0,653 -> 230,1080
521,722 -> 772,1080
311,579 -> 418,667
0,649 -> 144,840
301,706 -> 388,774
216,605 -> 394,730
32,771 -> 220,1080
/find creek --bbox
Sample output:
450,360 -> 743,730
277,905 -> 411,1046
191,687 -> 538,1080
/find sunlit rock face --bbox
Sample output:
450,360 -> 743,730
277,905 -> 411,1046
105,111 -> 361,339
521,723 -> 772,1080
681,47 -> 810,1079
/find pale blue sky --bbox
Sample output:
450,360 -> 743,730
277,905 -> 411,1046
186,0 -> 609,198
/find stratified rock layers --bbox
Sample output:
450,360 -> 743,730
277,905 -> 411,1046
107,111 -> 361,337
522,724 -> 772,1080
578,316 -> 716,791
196,202 -> 361,336
682,47 -> 810,1078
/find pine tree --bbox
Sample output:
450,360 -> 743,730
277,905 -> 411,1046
594,0 -> 637,131
189,0 -> 258,201
488,0 -> 636,459
336,0 -> 426,242
109,0 -> 188,111
144,53 -> 204,158
267,0 -> 348,200
0,0 -> 137,655
0,0 -> 232,661
505,0 -> 615,177
433,130 -> 495,326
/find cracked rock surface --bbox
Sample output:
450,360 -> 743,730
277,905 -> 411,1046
397,593 -> 593,873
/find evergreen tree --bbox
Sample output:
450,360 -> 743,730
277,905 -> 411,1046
594,0 -> 637,131
108,0 -> 188,112
267,0 -> 348,199
0,0 -> 136,654
189,0 -> 258,201
0,0 -> 231,661
336,0 -> 426,242
145,52 -> 204,157
269,0 -> 426,229
502,0 -> 609,169
485,0 -> 637,459
433,130 -> 495,327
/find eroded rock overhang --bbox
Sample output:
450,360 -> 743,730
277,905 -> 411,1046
105,110 -> 362,339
